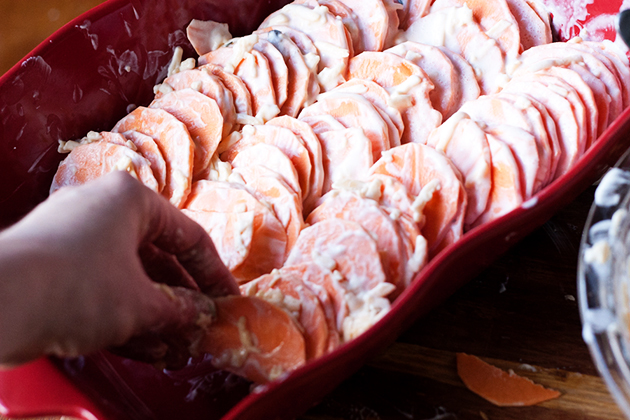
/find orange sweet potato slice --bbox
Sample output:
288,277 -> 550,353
518,43 -> 622,126
182,209 -> 253,271
456,353 -> 561,407
286,218 -> 387,295
222,124 -> 312,200
279,263 -> 341,351
299,92 -> 391,162
230,143 -> 302,201
427,114 -> 492,227
294,0 -> 364,54
254,38 -> 290,110
436,47 -> 480,110
315,127 -> 373,194
471,133 -> 523,227
199,63 -> 253,117
266,116 -> 325,214
242,270 -> 329,360
369,143 -> 466,257
158,68 -> 236,136
198,295 -> 306,384
257,30 -> 314,118
347,51 -> 441,145
202,45 -> 279,122
259,4 -> 350,90
231,163 -> 304,256
285,219 -> 394,341
112,106 -> 195,208
256,25 -> 321,106
398,0 -> 431,30
100,131 -> 167,193
308,189 -> 408,294
150,88 -> 223,179
184,180 -> 287,283
386,41 -> 460,119
332,0 -> 390,53
431,0 -> 521,60
458,95 -> 545,199
51,141 -> 159,194
505,0 -> 552,50
330,79 -> 404,147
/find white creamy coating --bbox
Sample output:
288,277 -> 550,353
153,82 -> 174,96
169,169 -> 189,206
595,168 -> 630,207
224,34 -> 259,73
57,140 -> 81,153
303,53 -> 321,74
404,50 -> 423,62
325,128 -> 373,185
311,249 -> 337,271
411,179 -> 441,223
167,46 -> 184,77
255,103 -> 282,122
317,63 -> 347,92
206,155 -> 233,181
236,113 -> 264,126
331,178 -> 383,202
405,235 -> 428,287
237,316 -> 260,355
227,170 -> 245,185
388,208 -> 402,221
386,75 -> 423,110
232,211 -> 255,264
239,52 -> 259,78
84,131 -> 103,143
389,75 -> 423,96
485,19 -> 514,40
387,93 -> 413,110
124,140 -> 137,151
314,41 -> 349,60
114,155 -> 139,180
520,55 -> 584,74
547,83 -> 570,98
282,4 -> 330,23
432,112 -> 469,152
341,282 -> 396,341
217,131 -> 242,154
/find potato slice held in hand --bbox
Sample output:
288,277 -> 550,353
196,295 -> 306,384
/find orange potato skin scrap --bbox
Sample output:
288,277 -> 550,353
456,353 -> 561,407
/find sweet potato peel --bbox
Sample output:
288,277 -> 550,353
456,353 -> 561,406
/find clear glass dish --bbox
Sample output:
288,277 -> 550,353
579,147 -> 630,419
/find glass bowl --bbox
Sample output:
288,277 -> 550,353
579,147 -> 630,419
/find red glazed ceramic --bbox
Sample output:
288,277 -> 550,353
1,0 -> 630,419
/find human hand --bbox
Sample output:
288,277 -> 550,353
0,171 -> 238,369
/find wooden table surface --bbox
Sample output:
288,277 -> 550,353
0,1 -> 626,420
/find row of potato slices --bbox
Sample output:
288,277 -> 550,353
50,44 -> 630,385
424,39 -> 630,228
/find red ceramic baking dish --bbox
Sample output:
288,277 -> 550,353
1,0 -> 629,419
